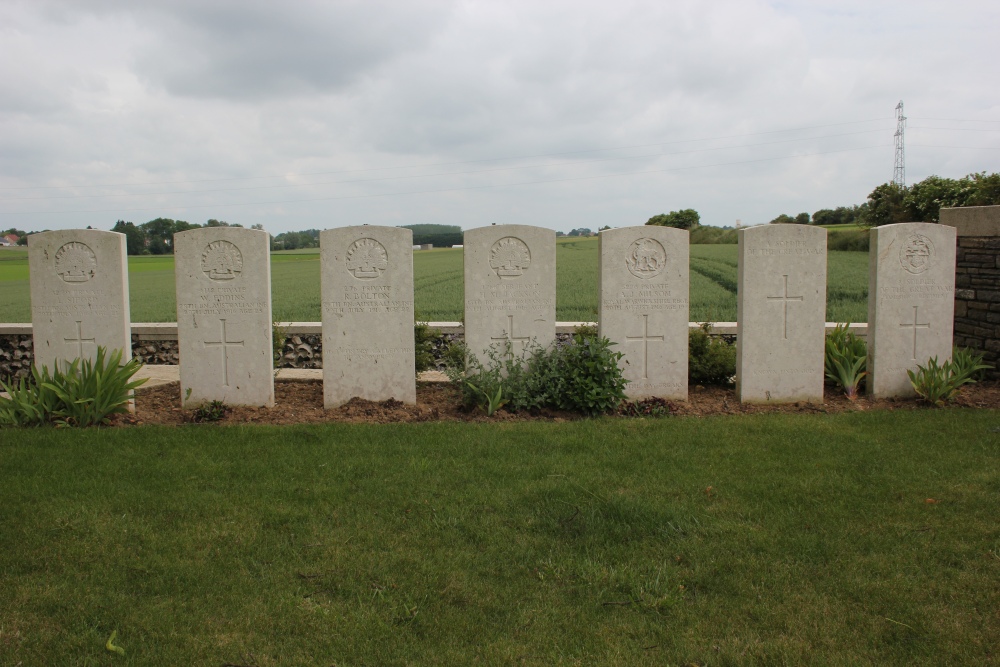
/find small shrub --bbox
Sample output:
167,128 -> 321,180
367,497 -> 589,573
550,332 -> 627,416
447,332 -> 627,417
688,323 -> 735,385
619,396 -> 671,417
0,347 -> 146,427
825,323 -> 867,399
951,346 -> 992,383
414,318 -> 439,376
0,365 -> 63,427
907,352 -> 991,406
192,400 -> 229,423
272,321 -> 288,370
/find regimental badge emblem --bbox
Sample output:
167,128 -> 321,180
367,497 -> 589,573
54,242 -> 97,283
489,237 -> 531,278
625,238 -> 667,279
346,238 -> 388,279
899,234 -> 934,274
201,240 -> 243,281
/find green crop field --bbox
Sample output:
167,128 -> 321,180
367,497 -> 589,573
0,238 -> 870,323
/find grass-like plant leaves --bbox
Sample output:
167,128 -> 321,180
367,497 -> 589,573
824,323 -> 867,399
907,350 -> 991,407
0,346 -> 146,427
0,365 -> 63,427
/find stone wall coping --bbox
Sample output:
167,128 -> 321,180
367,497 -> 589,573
940,206 -> 1000,237
1,321 -> 868,337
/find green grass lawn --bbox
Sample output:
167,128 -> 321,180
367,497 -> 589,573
0,239 -> 870,323
1,410 -> 998,665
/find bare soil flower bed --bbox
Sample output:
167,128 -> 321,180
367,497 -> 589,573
124,380 -> 1000,426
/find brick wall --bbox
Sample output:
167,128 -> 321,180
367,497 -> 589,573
941,206 -> 1000,379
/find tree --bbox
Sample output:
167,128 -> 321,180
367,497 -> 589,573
794,212 -> 810,225
111,220 -> 147,255
769,214 -> 796,225
862,182 -> 907,227
646,209 -> 700,229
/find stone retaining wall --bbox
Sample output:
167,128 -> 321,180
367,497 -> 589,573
943,206 -> 1000,379
0,322 -> 853,383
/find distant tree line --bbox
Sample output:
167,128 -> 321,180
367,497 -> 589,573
111,218 -> 265,255
401,224 -> 463,247
271,229 -> 319,250
768,171 -> 1000,227
645,209 -> 701,229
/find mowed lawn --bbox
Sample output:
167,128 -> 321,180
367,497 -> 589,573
0,238 -> 870,323
1,410 -> 998,665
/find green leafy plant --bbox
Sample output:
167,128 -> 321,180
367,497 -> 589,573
549,331 -> 627,416
45,348 -> 147,427
907,353 -> 991,406
0,365 -> 63,427
447,329 -> 627,417
465,380 -> 507,416
825,323 -> 868,399
272,321 -> 288,370
951,346 -> 992,384
688,323 -> 735,385
619,396 -> 672,417
192,400 -> 229,423
0,347 -> 146,427
414,317 -> 440,376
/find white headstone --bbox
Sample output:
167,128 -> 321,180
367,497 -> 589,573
463,225 -> 556,362
599,226 -> 689,400
736,225 -> 827,403
867,222 -> 956,398
28,229 -> 132,372
320,226 -> 416,407
174,227 -> 274,407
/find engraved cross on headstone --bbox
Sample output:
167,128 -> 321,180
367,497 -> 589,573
490,314 -> 530,360
625,313 -> 664,380
899,305 -> 930,360
766,274 -> 804,340
64,320 -> 96,360
204,318 -> 244,386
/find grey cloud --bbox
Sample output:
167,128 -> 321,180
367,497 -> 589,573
130,1 -> 456,100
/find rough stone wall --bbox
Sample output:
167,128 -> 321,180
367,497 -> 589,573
2,327 -> 739,379
0,335 -> 34,383
953,235 -> 1000,378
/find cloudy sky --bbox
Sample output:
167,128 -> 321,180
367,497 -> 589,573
1,0 -> 998,235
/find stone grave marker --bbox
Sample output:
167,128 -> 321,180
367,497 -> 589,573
320,225 -> 416,408
464,225 -> 555,363
28,229 -> 132,372
868,222 -> 956,398
598,226 -> 689,399
736,225 -> 827,403
174,227 -> 274,407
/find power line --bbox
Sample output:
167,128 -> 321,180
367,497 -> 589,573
0,118 -> 890,192
1,144 -> 887,217
0,129 -> 887,202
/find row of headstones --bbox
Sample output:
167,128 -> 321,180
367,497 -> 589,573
27,221 -> 955,408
